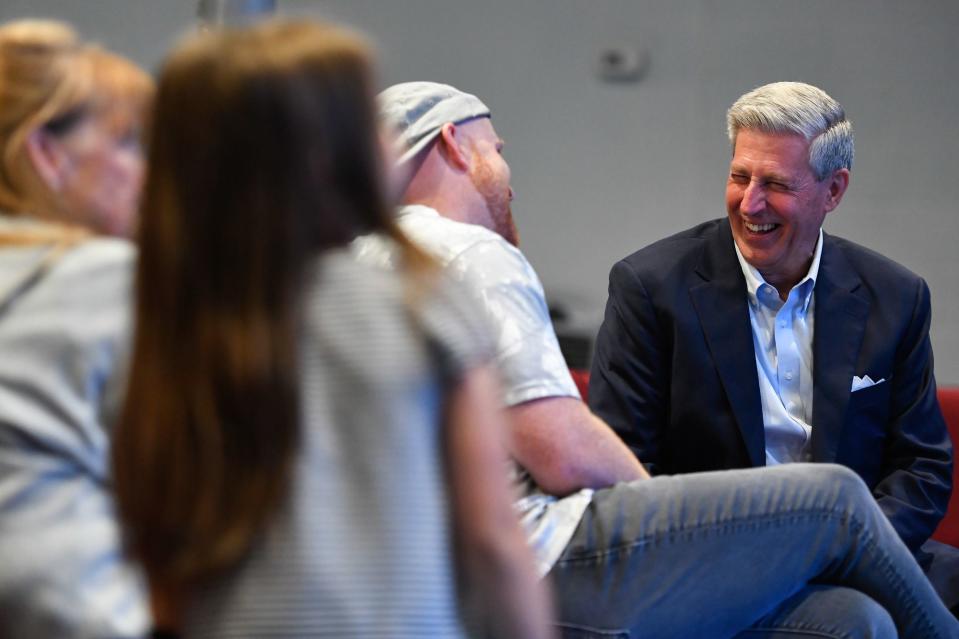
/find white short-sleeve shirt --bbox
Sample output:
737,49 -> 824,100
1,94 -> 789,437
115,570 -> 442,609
355,205 -> 593,576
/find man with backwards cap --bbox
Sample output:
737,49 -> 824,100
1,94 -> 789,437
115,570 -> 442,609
359,81 -> 959,637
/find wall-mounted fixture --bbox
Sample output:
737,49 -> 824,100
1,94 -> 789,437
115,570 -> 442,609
598,45 -> 648,83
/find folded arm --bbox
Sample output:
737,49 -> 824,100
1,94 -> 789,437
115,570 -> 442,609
508,395 -> 649,496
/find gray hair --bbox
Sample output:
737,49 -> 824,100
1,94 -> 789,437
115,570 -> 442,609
726,81 -> 854,180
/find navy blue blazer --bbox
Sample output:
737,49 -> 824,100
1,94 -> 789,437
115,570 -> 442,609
590,218 -> 953,553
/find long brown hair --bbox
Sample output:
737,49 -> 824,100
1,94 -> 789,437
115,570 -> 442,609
112,18 -> 427,591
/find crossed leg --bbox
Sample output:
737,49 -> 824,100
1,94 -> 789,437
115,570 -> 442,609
549,464 -> 957,638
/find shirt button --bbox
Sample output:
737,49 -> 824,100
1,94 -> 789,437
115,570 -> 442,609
785,372 -> 793,380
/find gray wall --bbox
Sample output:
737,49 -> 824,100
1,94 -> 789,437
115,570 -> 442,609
5,1 -> 958,382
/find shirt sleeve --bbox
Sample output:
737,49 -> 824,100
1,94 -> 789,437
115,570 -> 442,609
444,239 -> 579,407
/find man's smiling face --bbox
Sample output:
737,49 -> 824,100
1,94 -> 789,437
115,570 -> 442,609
725,128 -> 844,295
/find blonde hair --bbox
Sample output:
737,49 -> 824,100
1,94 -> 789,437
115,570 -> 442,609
0,19 -> 152,225
0,220 -> 89,265
87,47 -> 154,139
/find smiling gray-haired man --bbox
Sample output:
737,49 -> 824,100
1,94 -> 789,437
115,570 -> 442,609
590,81 -> 957,610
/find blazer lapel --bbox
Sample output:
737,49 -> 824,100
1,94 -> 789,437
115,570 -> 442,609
689,220 -> 766,467
811,235 -> 869,462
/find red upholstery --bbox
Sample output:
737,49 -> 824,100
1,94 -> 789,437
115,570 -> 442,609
932,387 -> 959,547
573,368 -> 958,547
570,368 -> 591,402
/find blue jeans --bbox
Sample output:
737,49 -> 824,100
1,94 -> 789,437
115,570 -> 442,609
921,538 -> 959,611
548,464 -> 958,638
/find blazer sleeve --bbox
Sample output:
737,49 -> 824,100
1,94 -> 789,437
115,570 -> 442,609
872,277 -> 953,553
589,258 -> 670,473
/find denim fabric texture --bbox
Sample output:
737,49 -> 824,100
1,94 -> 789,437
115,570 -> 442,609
549,464 -> 958,639
736,585 -> 895,638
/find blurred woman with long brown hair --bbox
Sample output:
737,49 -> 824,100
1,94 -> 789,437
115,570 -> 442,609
0,19 -> 152,637
112,18 -> 551,638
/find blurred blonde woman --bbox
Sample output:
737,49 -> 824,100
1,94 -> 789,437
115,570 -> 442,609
0,19 -> 152,237
0,19 -> 152,638
112,18 -> 552,639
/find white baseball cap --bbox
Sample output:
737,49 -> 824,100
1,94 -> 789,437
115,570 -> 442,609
377,81 -> 491,167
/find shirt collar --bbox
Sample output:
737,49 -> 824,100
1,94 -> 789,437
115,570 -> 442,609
733,228 -> 823,312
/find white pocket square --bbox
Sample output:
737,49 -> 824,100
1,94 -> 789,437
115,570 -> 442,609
851,375 -> 886,392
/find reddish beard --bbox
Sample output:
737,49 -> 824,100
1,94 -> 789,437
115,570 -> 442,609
470,156 -> 519,246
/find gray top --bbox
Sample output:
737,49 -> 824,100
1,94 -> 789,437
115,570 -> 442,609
354,205 -> 592,577
184,250 -> 492,638
0,216 -> 149,637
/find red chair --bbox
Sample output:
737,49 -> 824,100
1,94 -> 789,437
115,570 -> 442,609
932,387 -> 959,547
570,368 -> 591,402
